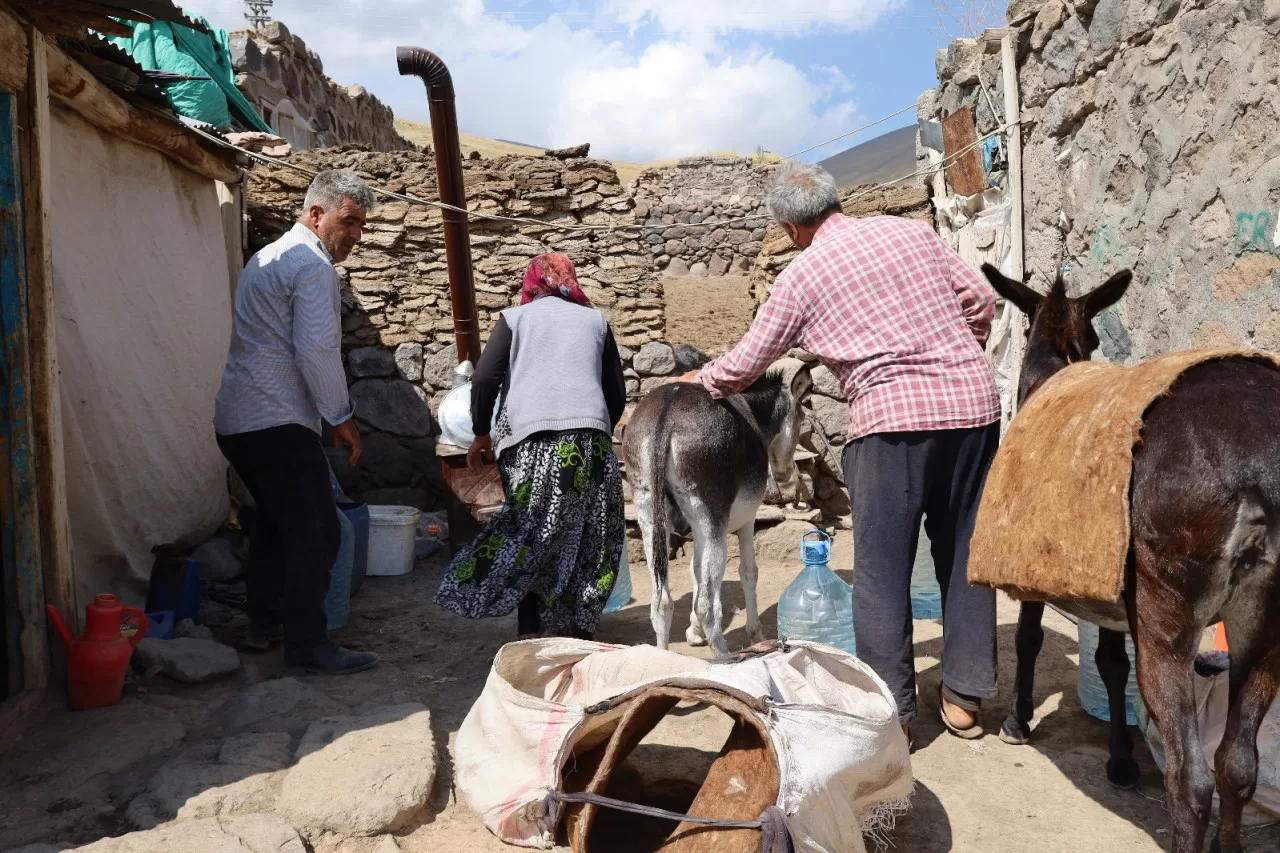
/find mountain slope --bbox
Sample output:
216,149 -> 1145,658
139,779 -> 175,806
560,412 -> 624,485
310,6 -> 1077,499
818,124 -> 918,189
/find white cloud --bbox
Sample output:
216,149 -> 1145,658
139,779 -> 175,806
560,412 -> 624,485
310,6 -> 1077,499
604,0 -> 904,34
191,0 -> 870,162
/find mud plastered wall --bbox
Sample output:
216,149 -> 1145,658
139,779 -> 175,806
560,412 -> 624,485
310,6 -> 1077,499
928,0 -> 1280,362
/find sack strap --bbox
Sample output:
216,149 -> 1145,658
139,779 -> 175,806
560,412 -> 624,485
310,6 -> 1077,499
541,791 -> 794,853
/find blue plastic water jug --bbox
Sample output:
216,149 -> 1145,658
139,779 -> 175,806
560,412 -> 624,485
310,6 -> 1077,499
602,537 -> 632,614
777,530 -> 856,655
910,523 -> 944,620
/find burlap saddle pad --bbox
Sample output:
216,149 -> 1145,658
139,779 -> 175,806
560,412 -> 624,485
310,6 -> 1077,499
968,349 -> 1280,603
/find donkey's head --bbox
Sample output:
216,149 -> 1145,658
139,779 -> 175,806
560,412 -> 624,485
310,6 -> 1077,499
743,359 -> 813,495
981,263 -> 1133,404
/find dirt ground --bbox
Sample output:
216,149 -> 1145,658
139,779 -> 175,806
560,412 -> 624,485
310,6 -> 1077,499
4,523 -> 1279,852
661,275 -> 756,355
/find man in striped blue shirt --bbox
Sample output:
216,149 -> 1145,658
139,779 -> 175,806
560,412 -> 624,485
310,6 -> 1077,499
215,170 -> 377,675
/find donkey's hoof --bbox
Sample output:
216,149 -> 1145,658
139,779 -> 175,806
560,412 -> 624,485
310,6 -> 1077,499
685,625 -> 708,646
1106,756 -> 1141,790
998,715 -> 1032,746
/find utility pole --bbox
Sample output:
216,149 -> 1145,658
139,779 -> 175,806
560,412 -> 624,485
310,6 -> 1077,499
244,0 -> 274,29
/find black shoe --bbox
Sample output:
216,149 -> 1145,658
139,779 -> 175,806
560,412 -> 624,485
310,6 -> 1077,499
241,624 -> 285,652
286,641 -> 379,675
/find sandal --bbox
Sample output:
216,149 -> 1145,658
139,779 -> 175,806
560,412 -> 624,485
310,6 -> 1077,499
939,684 -> 984,740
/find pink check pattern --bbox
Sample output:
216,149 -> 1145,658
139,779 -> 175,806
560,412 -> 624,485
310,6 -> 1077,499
698,213 -> 1001,441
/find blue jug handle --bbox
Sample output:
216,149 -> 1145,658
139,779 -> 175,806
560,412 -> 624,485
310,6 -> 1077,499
800,529 -> 831,549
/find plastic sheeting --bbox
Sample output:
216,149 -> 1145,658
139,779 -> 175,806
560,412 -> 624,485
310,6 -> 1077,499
454,639 -> 913,852
50,108 -> 232,607
109,18 -> 271,133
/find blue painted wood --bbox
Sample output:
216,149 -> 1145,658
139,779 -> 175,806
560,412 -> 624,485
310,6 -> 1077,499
0,91 -> 42,697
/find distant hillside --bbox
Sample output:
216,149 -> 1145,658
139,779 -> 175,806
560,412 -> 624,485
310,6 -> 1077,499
818,124 -> 918,189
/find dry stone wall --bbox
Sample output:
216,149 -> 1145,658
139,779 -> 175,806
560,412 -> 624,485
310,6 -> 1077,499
632,156 -> 774,275
230,22 -> 412,152
924,0 -> 1280,363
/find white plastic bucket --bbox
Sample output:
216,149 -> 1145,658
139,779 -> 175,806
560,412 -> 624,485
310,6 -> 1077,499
366,505 -> 421,576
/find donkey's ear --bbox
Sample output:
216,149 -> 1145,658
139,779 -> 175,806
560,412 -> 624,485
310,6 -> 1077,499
1081,269 -> 1132,318
980,263 -> 1041,317
791,365 -> 813,401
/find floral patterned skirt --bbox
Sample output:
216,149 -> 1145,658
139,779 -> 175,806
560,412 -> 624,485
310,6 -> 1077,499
434,428 -> 626,636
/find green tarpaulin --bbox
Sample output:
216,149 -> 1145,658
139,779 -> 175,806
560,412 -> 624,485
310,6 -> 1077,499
109,16 -> 271,133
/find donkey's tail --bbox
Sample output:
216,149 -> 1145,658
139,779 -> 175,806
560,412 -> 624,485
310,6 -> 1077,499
647,405 -> 674,591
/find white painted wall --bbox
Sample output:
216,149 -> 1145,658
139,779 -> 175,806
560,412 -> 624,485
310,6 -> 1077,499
49,106 -> 232,606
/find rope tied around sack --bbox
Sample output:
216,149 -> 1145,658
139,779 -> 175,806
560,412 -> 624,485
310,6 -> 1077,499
540,790 -> 794,853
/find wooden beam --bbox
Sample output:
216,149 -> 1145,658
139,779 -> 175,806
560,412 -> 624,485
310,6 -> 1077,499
42,41 -> 240,184
24,27 -> 74,664
1001,32 -> 1027,421
942,107 -> 987,197
0,91 -> 46,696
0,4 -> 29,92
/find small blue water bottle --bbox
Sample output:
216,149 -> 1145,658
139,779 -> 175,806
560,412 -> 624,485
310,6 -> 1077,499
776,530 -> 856,655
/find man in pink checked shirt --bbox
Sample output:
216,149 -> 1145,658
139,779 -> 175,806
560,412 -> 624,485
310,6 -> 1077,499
677,161 -> 1002,746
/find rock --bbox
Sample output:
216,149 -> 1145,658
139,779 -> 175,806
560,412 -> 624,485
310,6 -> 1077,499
217,677 -> 344,735
422,343 -> 459,390
1006,0 -> 1046,23
174,618 -> 216,641
633,342 -> 677,376
1041,87 -> 1073,137
74,814 -> 307,853
708,254 -> 730,276
394,342 -> 424,381
729,256 -> 751,273
350,379 -> 434,438
348,346 -> 396,378
809,396 -> 849,443
673,344 -> 710,372
665,257 -> 690,277
1043,15 -> 1087,90
373,837 -> 403,853
1031,0 -> 1066,50
358,432 -> 414,485
126,733 -> 293,829
277,703 -> 436,837
199,599 -> 249,629
1087,0 -> 1125,67
191,537 -> 242,583
136,638 -> 241,685
545,143 -> 590,158
689,261 -> 709,277
810,365 -> 842,399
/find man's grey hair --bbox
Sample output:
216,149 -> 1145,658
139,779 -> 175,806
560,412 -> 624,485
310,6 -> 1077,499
303,169 -> 376,213
766,161 -> 841,227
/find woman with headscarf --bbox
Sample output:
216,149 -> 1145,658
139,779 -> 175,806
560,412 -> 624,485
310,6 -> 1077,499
435,253 -> 628,640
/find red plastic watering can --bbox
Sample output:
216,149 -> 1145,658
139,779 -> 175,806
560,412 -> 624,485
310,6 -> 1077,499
47,595 -> 149,710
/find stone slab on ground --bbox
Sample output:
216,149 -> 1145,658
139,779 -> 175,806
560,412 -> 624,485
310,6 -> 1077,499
135,639 -> 241,684
125,733 -> 293,829
216,677 -> 344,735
71,814 -> 306,853
277,703 -> 436,837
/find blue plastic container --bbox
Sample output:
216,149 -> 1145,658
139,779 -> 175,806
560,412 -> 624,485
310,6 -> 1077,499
339,502 -> 370,597
910,524 -> 944,620
602,537 -> 632,614
150,558 -> 201,625
144,610 -> 175,639
777,530 -> 856,655
1077,619 -> 1140,725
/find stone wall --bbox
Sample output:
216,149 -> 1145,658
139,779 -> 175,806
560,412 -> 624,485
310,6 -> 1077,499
925,0 -> 1280,364
230,22 -> 412,152
632,156 -> 774,275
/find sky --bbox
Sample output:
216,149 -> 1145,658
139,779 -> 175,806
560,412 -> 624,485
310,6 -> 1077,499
192,0 -> 990,164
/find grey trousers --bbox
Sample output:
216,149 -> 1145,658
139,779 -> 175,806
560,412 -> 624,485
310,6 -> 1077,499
843,423 -> 1000,723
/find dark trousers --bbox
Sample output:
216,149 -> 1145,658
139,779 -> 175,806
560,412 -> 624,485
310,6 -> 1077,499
217,424 -> 338,657
843,423 -> 1000,723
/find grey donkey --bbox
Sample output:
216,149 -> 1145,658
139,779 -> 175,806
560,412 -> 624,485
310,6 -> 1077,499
623,358 -> 813,656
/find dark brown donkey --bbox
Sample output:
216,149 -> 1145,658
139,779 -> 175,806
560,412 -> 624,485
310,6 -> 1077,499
980,263 -> 1280,853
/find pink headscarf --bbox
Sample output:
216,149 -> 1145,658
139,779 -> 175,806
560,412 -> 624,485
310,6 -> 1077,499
520,253 -> 591,307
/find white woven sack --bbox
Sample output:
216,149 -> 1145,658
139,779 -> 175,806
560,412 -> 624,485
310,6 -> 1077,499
453,639 -> 913,852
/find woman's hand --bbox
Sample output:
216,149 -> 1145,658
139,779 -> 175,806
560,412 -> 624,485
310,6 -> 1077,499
467,435 -> 494,468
